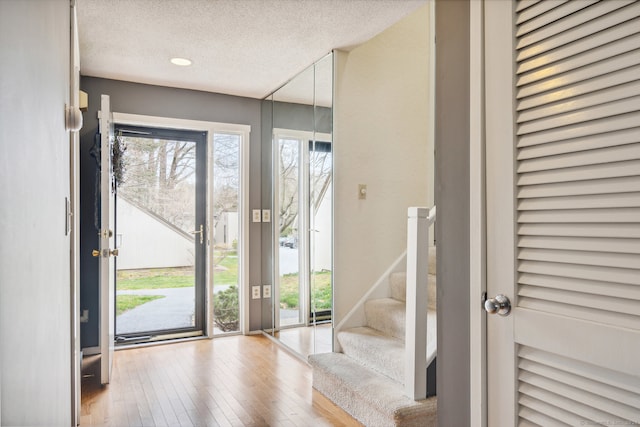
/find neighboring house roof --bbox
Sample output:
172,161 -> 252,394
117,193 -> 193,241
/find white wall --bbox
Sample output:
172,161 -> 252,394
116,198 -> 195,270
333,5 -> 431,323
0,0 -> 72,424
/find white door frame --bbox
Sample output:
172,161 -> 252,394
111,112 -> 251,336
469,0 -> 487,425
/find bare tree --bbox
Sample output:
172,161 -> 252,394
277,139 -> 332,235
118,136 -> 196,232
212,133 -> 240,259
278,139 -> 299,235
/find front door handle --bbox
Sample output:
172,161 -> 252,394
92,248 -> 119,257
484,294 -> 511,316
190,224 -> 203,245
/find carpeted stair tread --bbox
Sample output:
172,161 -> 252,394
338,326 -> 405,383
365,298 -> 406,340
310,352 -> 437,427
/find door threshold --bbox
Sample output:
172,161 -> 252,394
115,333 -> 207,351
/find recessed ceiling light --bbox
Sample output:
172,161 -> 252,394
170,57 -> 192,66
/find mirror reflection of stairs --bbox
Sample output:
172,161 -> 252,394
310,248 -> 437,426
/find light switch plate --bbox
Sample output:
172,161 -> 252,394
358,184 -> 367,200
252,209 -> 262,222
263,285 -> 271,298
262,209 -> 271,222
252,286 -> 261,299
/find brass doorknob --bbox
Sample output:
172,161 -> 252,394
110,248 -> 119,257
92,249 -> 100,257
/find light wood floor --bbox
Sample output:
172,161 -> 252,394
81,334 -> 362,427
275,324 -> 333,360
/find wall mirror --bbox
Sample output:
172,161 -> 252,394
261,52 -> 333,358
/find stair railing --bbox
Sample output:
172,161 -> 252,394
405,206 -> 436,400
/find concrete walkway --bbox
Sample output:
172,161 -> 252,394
116,283 -> 301,335
116,287 -> 195,334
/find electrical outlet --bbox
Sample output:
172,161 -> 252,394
252,209 -> 262,222
263,285 -> 271,298
252,286 -> 261,299
262,209 -> 271,223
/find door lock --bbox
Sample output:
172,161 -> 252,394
92,248 -> 118,257
484,294 -> 511,316
190,224 -> 204,245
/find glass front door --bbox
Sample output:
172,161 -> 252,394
114,126 -> 206,343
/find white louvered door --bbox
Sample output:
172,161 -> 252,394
484,1 -> 640,425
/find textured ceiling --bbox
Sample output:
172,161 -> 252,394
77,0 -> 427,100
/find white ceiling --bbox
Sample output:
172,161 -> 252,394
77,0 -> 428,100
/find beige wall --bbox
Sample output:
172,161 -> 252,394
0,0 -> 72,424
333,4 -> 432,323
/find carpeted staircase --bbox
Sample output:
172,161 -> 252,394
309,250 -> 437,427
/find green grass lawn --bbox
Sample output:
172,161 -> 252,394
116,294 -> 165,316
116,256 -> 332,313
117,251 -> 239,290
280,271 -> 332,310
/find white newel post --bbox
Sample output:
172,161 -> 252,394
405,206 -> 434,400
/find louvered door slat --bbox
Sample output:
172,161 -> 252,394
516,0 -> 567,25
518,247 -> 640,269
518,111 -> 640,147
518,400 -> 575,426
517,3 -> 640,63
518,235 -> 640,254
519,260 -> 640,286
517,37 -> 640,90
517,176 -> 640,198
519,273 -> 640,301
517,16 -> 640,74
516,0 -> 631,48
518,159 -> 640,185
518,192 -> 640,210
519,347 -> 640,394
519,383 -> 631,424
519,285 -> 639,316
518,223 -> 640,238
516,0 -> 541,14
518,80 -> 640,123
518,143 -> 640,173
516,0 -> 542,12
518,55 -> 640,104
518,208 -> 640,224
518,127 -> 640,160
519,371 -> 640,419
518,96 -> 640,135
